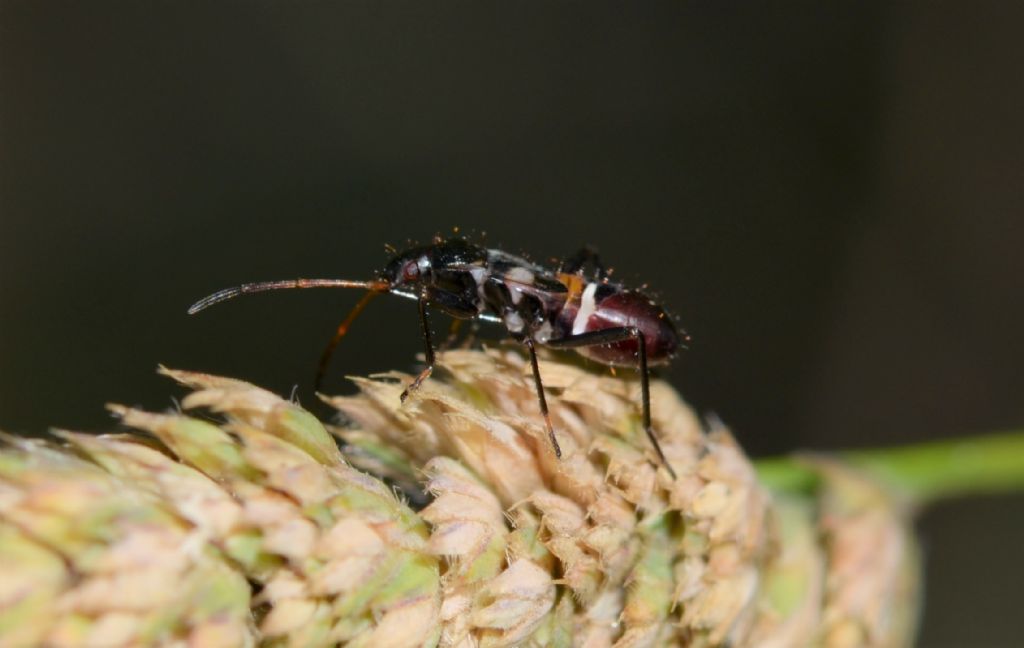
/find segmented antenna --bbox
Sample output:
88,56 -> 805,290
187,279 -> 389,314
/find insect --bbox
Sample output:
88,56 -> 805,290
188,238 -> 688,476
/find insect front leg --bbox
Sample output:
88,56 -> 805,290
546,327 -> 677,478
438,317 -> 481,351
315,290 -> 382,392
400,296 -> 436,403
440,317 -> 464,350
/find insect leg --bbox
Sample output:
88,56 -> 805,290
561,245 -> 608,280
459,320 -> 481,349
439,317 -> 463,351
524,337 -> 562,459
546,327 -> 676,478
314,290 -> 382,392
400,296 -> 436,403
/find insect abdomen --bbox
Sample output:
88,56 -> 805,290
561,285 -> 679,367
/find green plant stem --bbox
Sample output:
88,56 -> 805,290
755,431 -> 1024,507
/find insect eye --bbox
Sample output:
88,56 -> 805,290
402,261 -> 420,281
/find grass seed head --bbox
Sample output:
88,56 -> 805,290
0,349 -> 921,647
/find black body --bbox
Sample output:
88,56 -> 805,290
189,238 -> 687,477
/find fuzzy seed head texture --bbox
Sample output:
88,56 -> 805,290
0,348 -> 919,647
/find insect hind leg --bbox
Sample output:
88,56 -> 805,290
546,327 -> 677,478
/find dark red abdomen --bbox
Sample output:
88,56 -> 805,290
571,290 -> 680,367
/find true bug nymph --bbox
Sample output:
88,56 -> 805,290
188,239 -> 688,477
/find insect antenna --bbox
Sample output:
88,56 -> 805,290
187,278 -> 389,314
314,288 -> 382,391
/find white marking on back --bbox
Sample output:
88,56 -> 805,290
534,321 -> 553,343
470,267 -> 488,307
505,267 -> 536,306
507,267 -> 535,284
572,282 -> 599,335
505,311 -> 525,333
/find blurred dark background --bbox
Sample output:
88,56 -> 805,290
2,2 -> 1022,645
